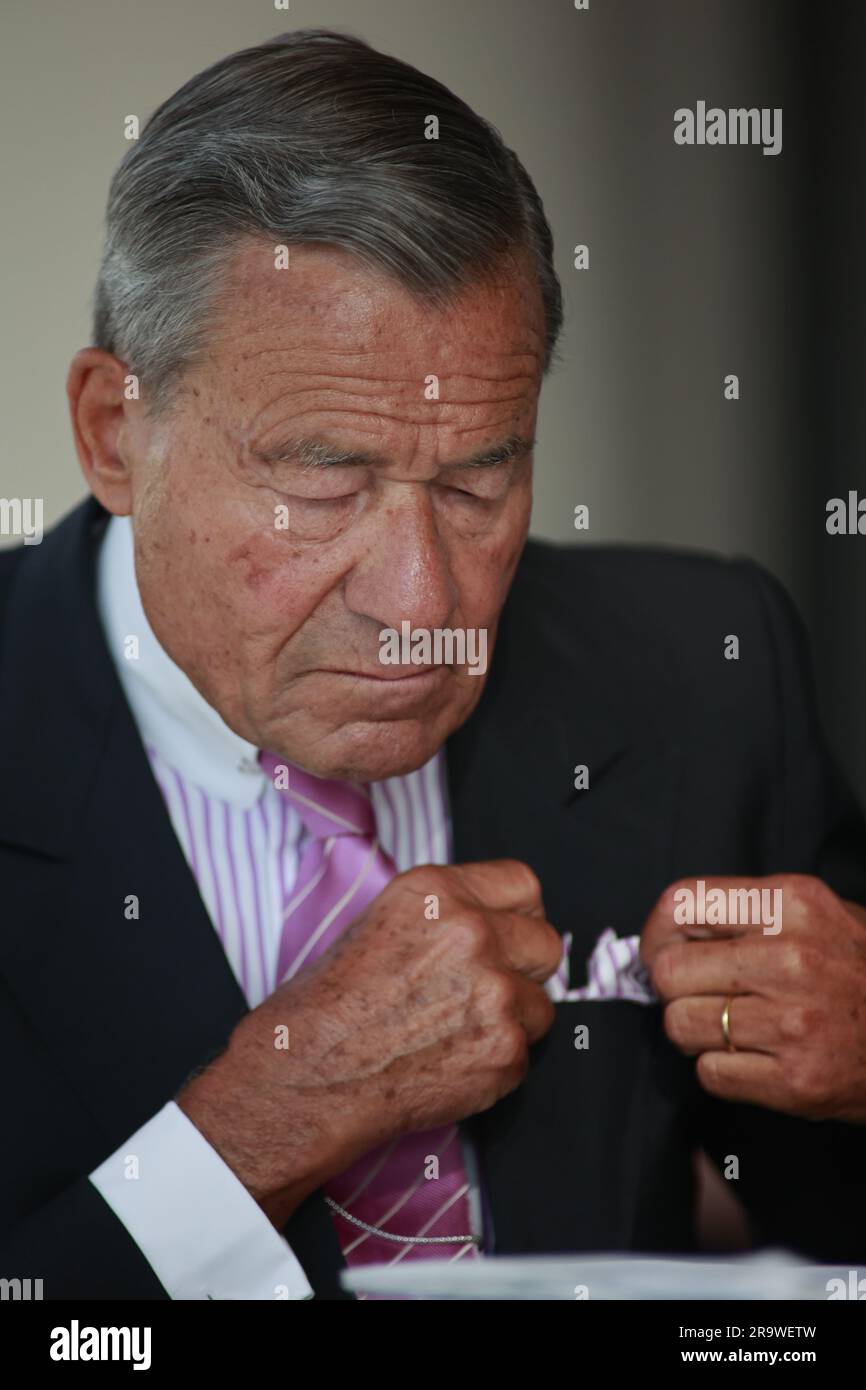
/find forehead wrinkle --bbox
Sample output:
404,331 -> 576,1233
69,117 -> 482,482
213,244 -> 546,381
224,335 -> 542,380
252,405 -> 488,435
243,376 -> 538,440
255,383 -> 536,411
248,378 -> 538,415
242,345 -> 398,362
249,361 -> 540,388
239,341 -> 542,368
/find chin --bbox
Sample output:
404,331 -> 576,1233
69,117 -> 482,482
285,715 -> 452,784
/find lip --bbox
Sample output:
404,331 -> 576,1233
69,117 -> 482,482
324,667 -> 447,684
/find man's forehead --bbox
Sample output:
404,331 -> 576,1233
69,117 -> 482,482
211,238 -> 546,369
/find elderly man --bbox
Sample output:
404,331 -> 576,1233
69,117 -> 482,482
1,28 -> 866,1301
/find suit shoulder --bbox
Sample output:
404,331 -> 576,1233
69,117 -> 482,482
519,535 -> 764,599
517,538 -> 798,640
510,539 -> 809,702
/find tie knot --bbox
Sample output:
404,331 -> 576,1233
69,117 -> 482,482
259,751 -> 376,840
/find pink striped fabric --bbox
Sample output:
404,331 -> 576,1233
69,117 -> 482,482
144,743 -> 452,1010
546,929 -> 656,1003
260,755 -> 482,1268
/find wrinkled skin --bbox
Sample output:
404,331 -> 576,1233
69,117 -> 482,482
70,239 -> 545,780
642,874 -> 866,1123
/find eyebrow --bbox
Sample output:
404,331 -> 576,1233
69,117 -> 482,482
251,433 -> 536,470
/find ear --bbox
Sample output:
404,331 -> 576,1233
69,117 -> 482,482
67,348 -> 141,515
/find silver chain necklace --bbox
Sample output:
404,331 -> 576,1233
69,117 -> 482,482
324,1195 -> 481,1246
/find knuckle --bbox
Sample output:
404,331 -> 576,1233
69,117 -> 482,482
663,999 -> 690,1048
650,945 -> 680,1000
448,909 -> 490,958
652,879 -> 690,923
695,1051 -> 722,1093
492,1021 -> 528,1071
535,989 -> 556,1036
483,971 -> 520,1017
402,863 -> 445,893
777,1002 -> 815,1045
786,873 -> 831,911
782,874 -> 835,932
781,939 -> 818,982
695,1050 -> 728,1095
512,860 -> 542,899
541,924 -> 566,972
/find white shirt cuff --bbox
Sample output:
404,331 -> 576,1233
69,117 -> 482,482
89,1100 -> 314,1300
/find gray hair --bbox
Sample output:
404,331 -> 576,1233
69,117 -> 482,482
93,28 -> 563,412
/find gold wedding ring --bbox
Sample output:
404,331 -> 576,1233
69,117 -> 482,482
720,997 -> 736,1052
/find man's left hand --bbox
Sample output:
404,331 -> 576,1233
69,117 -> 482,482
641,875 -> 866,1123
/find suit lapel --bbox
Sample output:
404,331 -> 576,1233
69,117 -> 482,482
447,542 -> 688,1254
0,499 -> 348,1297
446,541 -> 670,953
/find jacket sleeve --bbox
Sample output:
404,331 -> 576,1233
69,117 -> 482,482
0,1102 -> 315,1300
0,1173 -> 169,1299
697,558 -> 866,1263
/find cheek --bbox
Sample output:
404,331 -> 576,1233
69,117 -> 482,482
224,533 -> 346,641
451,507 -> 529,620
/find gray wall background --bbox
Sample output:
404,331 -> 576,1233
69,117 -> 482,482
2,0 -> 863,799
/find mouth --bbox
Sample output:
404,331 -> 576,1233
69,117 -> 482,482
324,667 -> 448,686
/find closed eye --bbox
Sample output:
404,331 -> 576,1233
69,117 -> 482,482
282,492 -> 357,505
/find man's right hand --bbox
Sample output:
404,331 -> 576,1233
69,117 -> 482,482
176,859 -> 560,1228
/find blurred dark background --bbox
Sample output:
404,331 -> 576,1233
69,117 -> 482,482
806,3 -> 866,809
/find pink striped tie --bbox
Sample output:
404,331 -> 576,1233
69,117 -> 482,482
260,754 -> 480,1268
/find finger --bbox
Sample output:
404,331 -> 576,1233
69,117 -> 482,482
642,876 -> 789,963
512,974 -> 556,1044
650,937 -> 787,1000
489,911 -> 564,982
663,994 -> 777,1056
450,859 -> 545,918
695,1049 -> 791,1111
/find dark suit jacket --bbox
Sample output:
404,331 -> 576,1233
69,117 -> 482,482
2,497 -> 866,1299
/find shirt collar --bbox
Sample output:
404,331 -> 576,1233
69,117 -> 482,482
96,513 -> 267,807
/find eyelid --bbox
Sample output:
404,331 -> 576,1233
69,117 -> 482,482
444,465 -> 511,489
285,492 -> 356,503
298,458 -> 361,473
440,460 -> 517,490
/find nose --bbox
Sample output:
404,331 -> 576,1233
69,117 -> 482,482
343,484 -> 456,635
